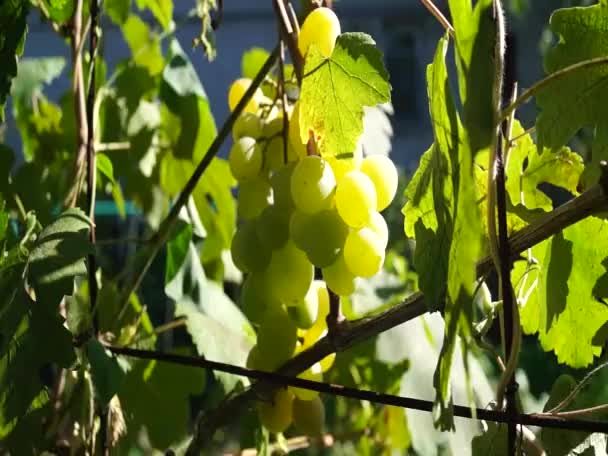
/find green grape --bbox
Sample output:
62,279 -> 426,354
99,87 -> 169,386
256,205 -> 290,250
257,305 -> 298,369
289,362 -> 322,400
289,102 -> 308,159
228,78 -> 263,113
257,388 -> 294,433
322,254 -> 357,296
292,396 -> 325,437
233,112 -> 264,140
267,240 -> 314,302
238,178 -> 273,220
287,280 -> 321,328
343,227 -> 385,278
231,220 -> 271,273
270,162 -> 296,209
335,170 -> 377,228
240,271 -> 279,324
247,344 -> 275,372
298,7 -> 341,58
229,137 -> 263,181
291,156 -> 336,214
368,211 -> 389,247
361,154 -> 399,211
301,281 -> 329,346
326,143 -> 363,183
290,209 -> 348,267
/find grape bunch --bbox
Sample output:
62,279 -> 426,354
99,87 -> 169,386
227,6 -> 399,436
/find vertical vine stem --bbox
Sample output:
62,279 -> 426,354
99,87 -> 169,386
114,46 -> 280,322
86,0 -> 99,331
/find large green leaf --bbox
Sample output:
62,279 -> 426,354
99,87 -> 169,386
0,210 -> 90,450
135,0 -> 173,30
11,57 -> 65,107
536,3 -> 608,148
299,32 -> 391,157
122,14 -> 164,76
118,358 -> 205,450
0,0 -> 28,122
402,35 -> 482,430
42,0 -> 74,23
27,208 -> 92,305
165,240 -> 254,391
448,0 -> 496,153
516,217 -> 608,367
242,47 -> 270,80
105,0 -> 131,24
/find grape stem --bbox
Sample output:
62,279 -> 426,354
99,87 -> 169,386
326,289 -> 344,343
273,0 -> 303,84
182,167 -> 608,453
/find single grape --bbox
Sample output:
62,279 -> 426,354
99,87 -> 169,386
238,178 -> 273,220
322,254 -> 357,296
233,112 -> 263,140
287,280 -> 321,329
361,155 -> 399,211
291,156 -> 336,214
257,388 -> 294,433
289,362 -> 323,401
229,137 -> 263,181
292,396 -> 325,437
298,7 -> 341,58
257,305 -> 298,369
228,78 -> 263,113
368,211 -> 389,247
289,102 -> 308,159
231,220 -> 271,273
267,240 -> 314,302
343,227 -> 385,278
246,345 -> 275,372
256,205 -> 291,250
301,281 -> 330,346
290,209 -> 348,267
326,143 -> 363,183
270,162 -> 296,209
319,352 -> 335,372
240,271 -> 279,324
335,170 -> 377,228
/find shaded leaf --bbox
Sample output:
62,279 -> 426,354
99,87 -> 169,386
86,339 -> 127,405
471,422 -> 508,456
42,0 -> 74,23
105,0 -> 131,24
536,3 -> 608,148
122,14 -> 164,76
0,0 -> 28,121
299,33 -> 391,157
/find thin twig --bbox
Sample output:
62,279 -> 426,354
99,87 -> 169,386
105,345 -> 608,435
420,0 -> 455,35
113,46 -> 281,324
234,433 -> 337,455
95,141 -> 130,152
541,403 -> 608,419
273,0 -> 303,84
277,40 -> 290,164
186,175 -> 608,450
546,361 -> 608,414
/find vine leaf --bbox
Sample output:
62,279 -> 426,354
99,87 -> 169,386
242,47 -> 270,80
516,217 -> 608,367
471,422 -> 508,456
299,32 -> 391,157
118,358 -> 206,450
448,0 -> 496,154
134,0 -> 173,31
403,35 -> 482,430
86,339 -> 127,406
105,0 -> 130,24
536,3 -> 608,148
1,209 -> 91,451
165,230 -> 254,392
121,15 -> 164,76
0,0 -> 28,122
541,374 -> 608,455
42,0 -> 74,23
159,39 -> 235,263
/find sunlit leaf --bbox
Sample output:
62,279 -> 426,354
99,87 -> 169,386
299,33 -> 391,157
